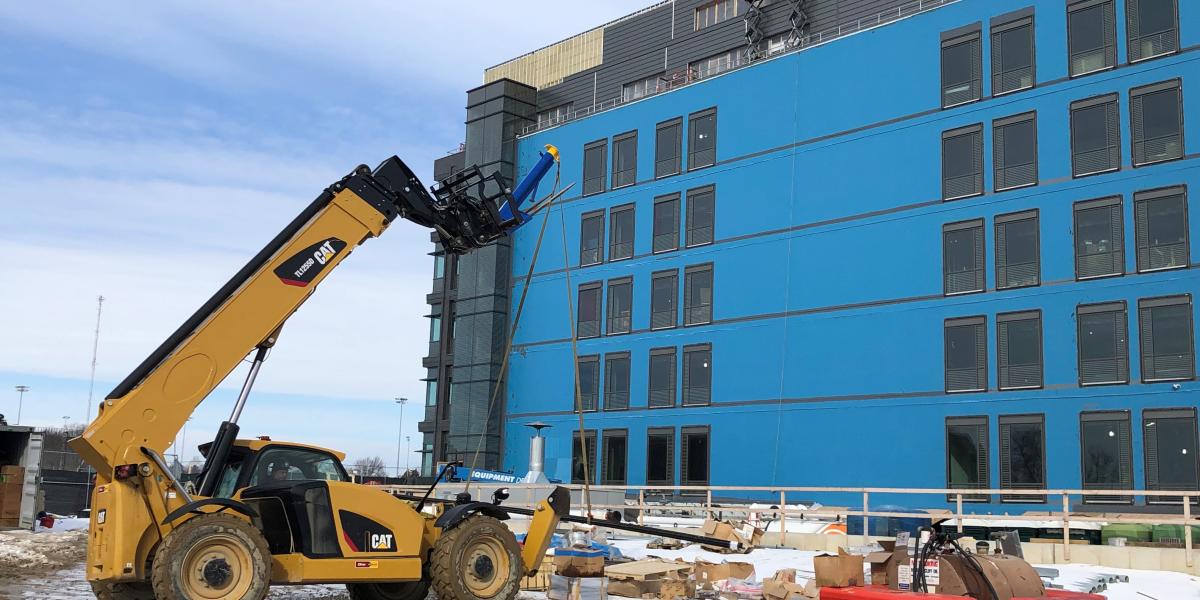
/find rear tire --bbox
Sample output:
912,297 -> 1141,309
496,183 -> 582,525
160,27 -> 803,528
347,581 -> 431,600
150,513 -> 272,600
430,515 -> 522,600
90,581 -> 156,600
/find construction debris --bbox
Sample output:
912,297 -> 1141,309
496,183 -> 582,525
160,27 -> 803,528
700,518 -> 763,553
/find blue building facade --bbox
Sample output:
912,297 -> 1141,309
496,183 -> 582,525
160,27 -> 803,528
427,0 -> 1199,512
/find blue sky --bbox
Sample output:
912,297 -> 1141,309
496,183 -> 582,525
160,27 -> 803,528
0,1 -> 648,473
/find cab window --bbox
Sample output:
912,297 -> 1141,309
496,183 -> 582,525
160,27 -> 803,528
212,457 -> 244,499
250,447 -> 348,487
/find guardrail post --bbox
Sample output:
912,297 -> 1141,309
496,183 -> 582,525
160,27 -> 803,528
1185,495 -> 1193,568
956,494 -> 964,534
780,491 -> 787,547
638,490 -> 644,526
863,491 -> 870,547
1062,493 -> 1071,562
707,490 -> 713,521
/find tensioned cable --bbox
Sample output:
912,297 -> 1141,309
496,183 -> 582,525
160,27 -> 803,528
557,194 -> 594,523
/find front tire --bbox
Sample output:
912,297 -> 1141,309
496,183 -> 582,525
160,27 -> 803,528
347,581 -> 431,600
150,513 -> 271,600
90,581 -> 155,600
430,515 -> 522,600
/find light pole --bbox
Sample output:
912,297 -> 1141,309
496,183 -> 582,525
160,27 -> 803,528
14,386 -> 29,425
404,435 -> 411,474
394,397 -> 407,479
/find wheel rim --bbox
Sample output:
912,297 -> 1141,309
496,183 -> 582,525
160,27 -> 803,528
179,533 -> 255,599
460,534 -> 511,598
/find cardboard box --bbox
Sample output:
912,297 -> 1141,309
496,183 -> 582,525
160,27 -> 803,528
700,518 -> 761,553
693,559 -> 755,584
549,575 -> 608,600
865,541 -> 897,586
658,578 -> 696,600
556,548 -> 606,578
763,569 -> 813,600
813,548 -> 864,588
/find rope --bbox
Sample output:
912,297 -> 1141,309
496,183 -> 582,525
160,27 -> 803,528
463,163 -> 560,497
557,195 -> 594,523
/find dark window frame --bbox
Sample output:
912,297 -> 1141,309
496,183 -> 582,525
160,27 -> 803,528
1130,79 -> 1185,167
646,427 -> 676,487
601,429 -> 629,485
1077,301 -> 1130,386
580,210 -> 605,266
999,413 -> 1048,503
1138,294 -> 1196,383
650,269 -> 679,330
1080,410 -> 1134,504
993,112 -> 1039,191
941,25 -> 983,108
995,209 -> 1041,289
686,185 -> 716,247
577,281 -> 603,339
656,118 -> 683,178
1070,93 -> 1121,177
571,429 -> 598,485
609,203 -> 636,262
604,352 -> 631,411
943,218 -> 986,295
990,9 -> 1036,97
1143,407 -> 1200,503
684,263 -> 715,326
1134,185 -> 1190,273
648,347 -> 677,408
682,343 -> 712,407
946,415 -> 990,502
945,316 -> 988,393
653,193 -> 681,253
680,425 -> 711,487
611,130 -> 638,189
1073,195 -> 1125,280
942,124 -> 984,200
582,139 -> 608,196
575,355 -> 600,412
996,310 -> 1044,391
1126,0 -> 1180,63
688,107 -> 718,171
606,277 -> 633,335
1067,0 -> 1117,78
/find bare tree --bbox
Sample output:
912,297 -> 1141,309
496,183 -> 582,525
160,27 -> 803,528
352,456 -> 387,478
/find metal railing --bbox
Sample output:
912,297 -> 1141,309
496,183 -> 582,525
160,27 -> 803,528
519,0 -> 960,137
384,482 -> 1198,567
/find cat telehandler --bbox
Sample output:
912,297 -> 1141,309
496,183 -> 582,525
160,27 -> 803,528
67,148 -> 574,600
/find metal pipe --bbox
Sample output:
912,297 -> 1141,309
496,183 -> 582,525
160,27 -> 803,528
141,446 -> 193,505
229,345 -> 269,423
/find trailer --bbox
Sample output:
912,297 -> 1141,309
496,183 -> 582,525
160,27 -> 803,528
0,425 -> 43,529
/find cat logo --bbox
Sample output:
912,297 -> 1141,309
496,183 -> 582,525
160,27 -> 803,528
274,237 -> 347,288
370,533 -> 395,551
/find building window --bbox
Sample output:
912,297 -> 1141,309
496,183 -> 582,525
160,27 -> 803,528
537,103 -> 572,128
604,353 -> 631,411
577,282 -> 602,339
681,426 -> 711,486
991,12 -> 1035,95
1127,0 -> 1179,62
763,31 -> 794,56
1144,408 -> 1200,502
686,186 -> 715,247
943,219 -> 985,295
682,344 -> 712,406
1074,196 -> 1124,279
606,278 -> 633,335
1070,94 -> 1120,177
945,316 -> 987,393
653,194 -> 680,253
611,131 -> 637,188
993,112 -> 1038,191
684,264 -> 714,325
995,210 -> 1040,289
1077,302 -> 1130,385
999,414 -> 1046,502
1139,295 -> 1195,382
601,430 -> 628,485
655,118 -> 682,178
941,27 -> 982,108
433,253 -> 446,279
429,314 -> 442,343
648,348 -> 676,408
571,430 -> 597,484
1068,0 -> 1116,76
425,378 -> 438,407
1081,411 -> 1133,503
688,108 -> 717,170
946,416 -> 989,502
695,0 -> 738,30
583,139 -> 607,196
622,73 -> 663,102
942,125 -> 983,200
580,210 -> 604,266
691,48 -> 744,80
997,311 -> 1043,390
1135,186 -> 1189,272
1131,80 -> 1184,166
646,428 -> 675,487
576,355 -> 599,411
650,270 -> 679,330
609,204 -> 635,261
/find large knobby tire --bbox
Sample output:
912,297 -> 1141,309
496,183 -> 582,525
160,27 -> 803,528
430,515 -> 522,600
90,581 -> 156,600
347,581 -> 431,600
150,513 -> 272,600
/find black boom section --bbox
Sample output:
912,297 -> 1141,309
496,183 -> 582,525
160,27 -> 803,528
242,481 -> 342,558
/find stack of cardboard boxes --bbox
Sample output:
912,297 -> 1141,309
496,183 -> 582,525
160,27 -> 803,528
0,465 -> 25,527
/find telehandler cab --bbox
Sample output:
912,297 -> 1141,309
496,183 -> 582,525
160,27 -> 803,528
68,148 -> 571,600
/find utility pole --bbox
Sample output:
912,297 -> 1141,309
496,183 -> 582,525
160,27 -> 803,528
394,397 -> 407,479
14,386 -> 29,425
84,295 -> 104,509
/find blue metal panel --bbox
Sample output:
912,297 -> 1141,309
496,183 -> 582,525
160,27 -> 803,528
500,0 -> 1200,512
